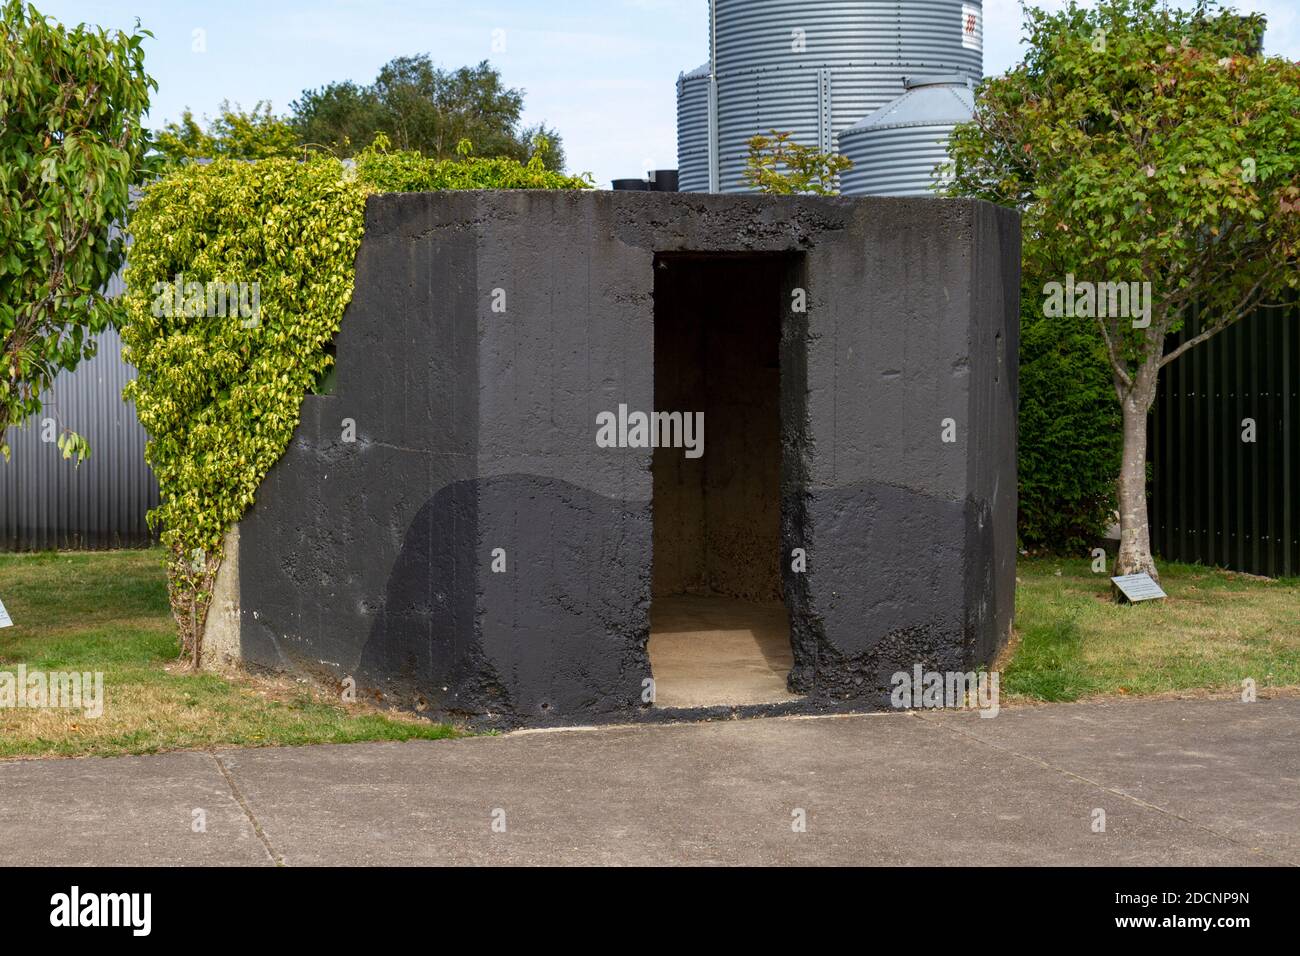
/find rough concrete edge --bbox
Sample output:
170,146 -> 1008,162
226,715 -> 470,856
972,199 -> 1021,670
200,524 -> 243,673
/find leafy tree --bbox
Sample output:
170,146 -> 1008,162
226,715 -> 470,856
155,101 -> 300,165
744,130 -> 853,195
946,0 -> 1300,580
291,56 -> 566,170
285,79 -> 376,156
0,0 -> 156,461
518,122 -> 566,172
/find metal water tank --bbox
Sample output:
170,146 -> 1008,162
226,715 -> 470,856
837,76 -> 974,196
676,63 -> 712,192
677,0 -> 982,193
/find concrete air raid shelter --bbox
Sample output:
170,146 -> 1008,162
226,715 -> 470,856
205,190 -> 1020,728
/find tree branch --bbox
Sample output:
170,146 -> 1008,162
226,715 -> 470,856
1159,276 -> 1268,369
1097,314 -> 1133,389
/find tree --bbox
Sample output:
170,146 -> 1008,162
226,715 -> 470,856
946,0 -> 1300,580
285,80 -> 377,156
291,56 -> 566,170
155,101 -> 300,165
518,122 -> 566,172
0,0 -> 156,461
744,130 -> 853,195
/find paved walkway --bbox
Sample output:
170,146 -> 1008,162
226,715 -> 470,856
2,697 -> 1296,865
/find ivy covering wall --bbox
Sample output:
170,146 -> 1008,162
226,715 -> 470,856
121,142 -> 589,660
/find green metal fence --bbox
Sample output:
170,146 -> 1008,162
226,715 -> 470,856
1150,297 -> 1299,577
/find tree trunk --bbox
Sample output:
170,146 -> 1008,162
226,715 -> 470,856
1115,370 -> 1160,580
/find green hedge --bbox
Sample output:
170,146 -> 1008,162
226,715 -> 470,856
1017,279 -> 1123,553
355,143 -> 591,192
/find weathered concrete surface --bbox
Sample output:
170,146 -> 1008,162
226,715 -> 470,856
0,752 -> 270,866
648,595 -> 795,707
0,698 -> 1294,866
229,191 -> 1019,727
924,696 -> 1300,864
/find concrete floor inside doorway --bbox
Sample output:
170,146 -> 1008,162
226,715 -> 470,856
647,595 -> 798,709
649,252 -> 802,712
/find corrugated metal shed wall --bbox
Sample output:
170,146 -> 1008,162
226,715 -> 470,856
1150,299 -> 1300,577
0,268 -> 159,550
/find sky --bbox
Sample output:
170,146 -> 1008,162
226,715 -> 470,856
32,0 -> 1300,188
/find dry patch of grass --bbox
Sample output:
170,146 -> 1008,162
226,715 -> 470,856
1007,558 -> 1300,701
0,550 -> 458,759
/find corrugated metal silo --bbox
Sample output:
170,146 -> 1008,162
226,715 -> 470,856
706,0 -> 982,192
676,63 -> 712,192
838,76 -> 974,196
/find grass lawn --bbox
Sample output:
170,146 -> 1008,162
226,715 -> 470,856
2,550 -> 1297,758
0,549 -> 458,759
1007,557 -> 1300,701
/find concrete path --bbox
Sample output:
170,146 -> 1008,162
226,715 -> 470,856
2,697 -> 1297,866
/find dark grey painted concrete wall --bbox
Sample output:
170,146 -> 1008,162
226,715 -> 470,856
236,190 -> 1019,727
